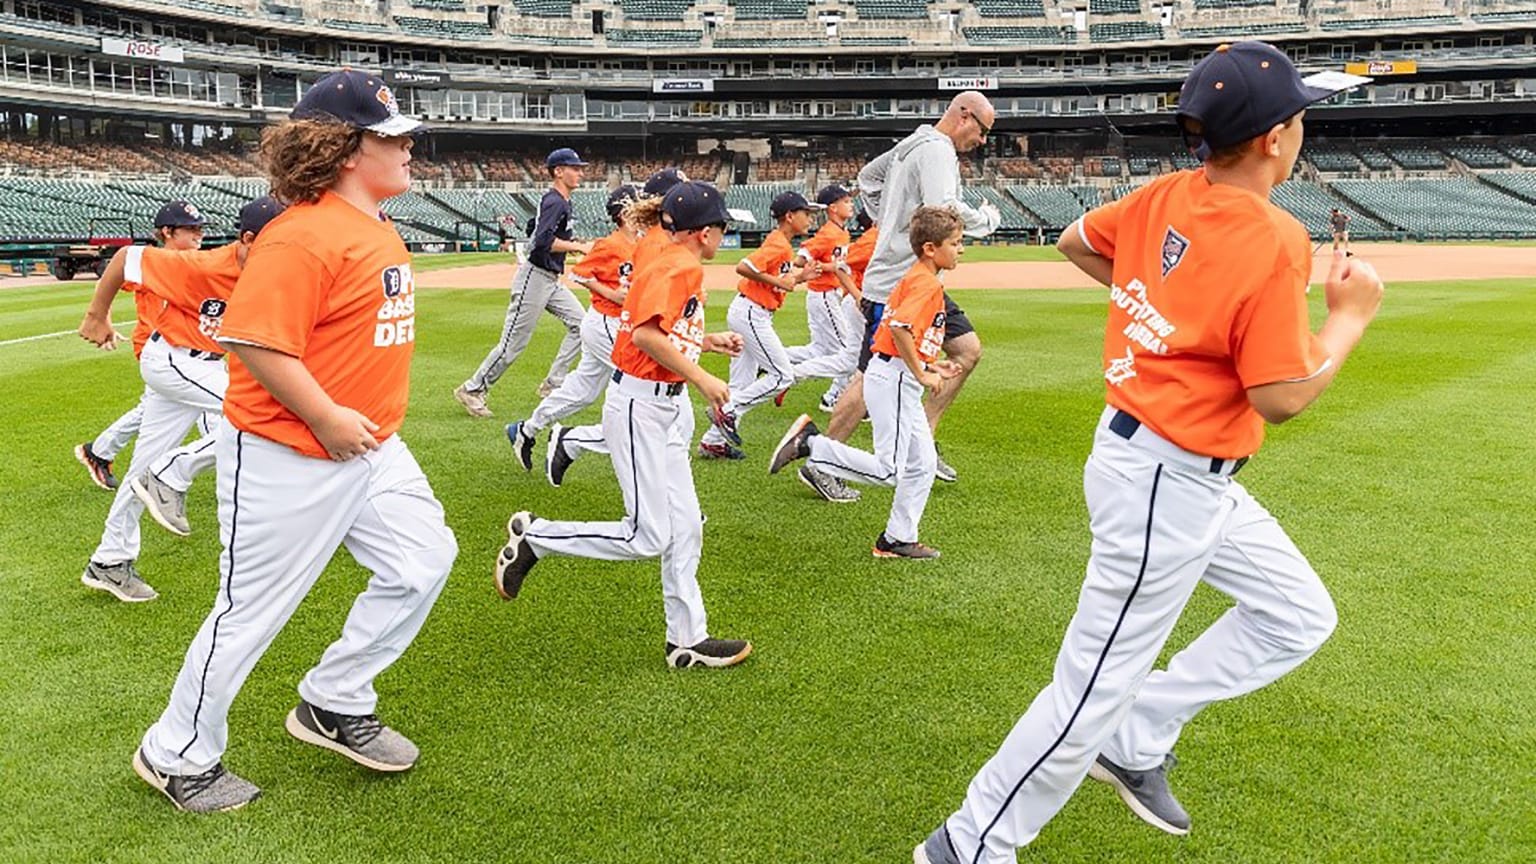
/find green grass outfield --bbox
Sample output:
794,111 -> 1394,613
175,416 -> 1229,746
410,244 -> 1065,271
1,277 -> 1533,863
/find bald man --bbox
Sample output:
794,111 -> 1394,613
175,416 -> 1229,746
805,92 -> 1000,496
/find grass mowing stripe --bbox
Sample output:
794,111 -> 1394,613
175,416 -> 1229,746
1,280 -> 1532,864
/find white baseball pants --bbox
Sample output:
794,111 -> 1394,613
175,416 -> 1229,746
784,290 -> 861,402
92,336 -> 225,565
803,357 -> 936,543
701,295 -> 793,447
524,376 -> 710,648
942,407 -> 1337,863
92,399 -> 145,461
524,306 -> 617,457
140,428 -> 456,775
464,263 -> 583,394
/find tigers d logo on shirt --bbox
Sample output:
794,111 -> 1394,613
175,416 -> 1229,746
375,263 -> 416,347
198,297 -> 227,338
1161,226 -> 1190,277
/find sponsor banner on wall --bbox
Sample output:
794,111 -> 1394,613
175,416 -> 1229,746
385,68 -> 452,86
100,37 -> 184,64
1345,60 -> 1417,76
653,79 -> 715,93
938,76 -> 998,91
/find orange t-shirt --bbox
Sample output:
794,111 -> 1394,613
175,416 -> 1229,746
570,230 -> 636,318
126,283 -> 162,360
611,242 -> 705,384
218,191 -> 417,459
126,243 -> 243,355
872,262 -> 946,364
845,226 -> 879,294
632,224 -> 672,277
1081,169 -> 1328,459
736,229 -> 796,312
799,220 -> 850,293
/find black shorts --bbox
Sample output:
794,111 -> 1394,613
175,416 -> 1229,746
857,293 -> 976,372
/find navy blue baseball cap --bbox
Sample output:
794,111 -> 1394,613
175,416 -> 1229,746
1177,42 -> 1358,159
545,147 -> 589,169
642,167 -> 688,198
238,195 -> 287,237
770,190 -> 824,220
816,185 -> 853,206
662,181 -> 732,231
154,201 -> 207,228
293,69 -> 422,137
606,184 -> 639,220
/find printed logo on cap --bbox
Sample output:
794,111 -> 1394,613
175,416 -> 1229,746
184,203 -> 202,220
376,84 -> 401,117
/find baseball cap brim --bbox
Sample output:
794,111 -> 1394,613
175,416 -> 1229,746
367,114 -> 425,137
1299,70 -> 1372,101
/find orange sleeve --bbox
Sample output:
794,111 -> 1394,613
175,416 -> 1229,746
743,234 -> 789,276
1230,252 -> 1330,388
1080,195 -> 1131,259
801,229 -> 836,264
571,239 -> 617,283
654,268 -> 698,332
885,272 -> 940,331
626,261 -> 678,330
134,248 -> 216,311
217,241 -> 330,358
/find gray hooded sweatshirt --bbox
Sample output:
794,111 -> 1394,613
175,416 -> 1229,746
857,124 -> 1001,304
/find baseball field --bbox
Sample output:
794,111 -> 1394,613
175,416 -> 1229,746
2,245 -> 1533,863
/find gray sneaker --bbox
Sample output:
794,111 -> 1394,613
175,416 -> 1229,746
934,444 -> 958,483
913,826 -> 960,864
453,385 -> 492,418
285,700 -> 419,772
81,560 -> 158,602
1088,753 -> 1191,835
798,464 -> 860,503
133,747 -> 260,813
132,471 -> 191,536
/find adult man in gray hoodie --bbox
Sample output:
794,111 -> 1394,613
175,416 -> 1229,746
809,91 -> 1000,493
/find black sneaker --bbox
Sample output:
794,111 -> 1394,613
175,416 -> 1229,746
665,638 -> 753,669
494,511 -> 539,600
505,421 -> 537,471
74,442 -> 118,490
769,413 -> 818,475
872,533 -> 940,560
133,748 -> 260,813
284,700 -> 419,772
547,424 -> 575,488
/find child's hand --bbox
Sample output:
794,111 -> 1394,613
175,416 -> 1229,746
704,331 -> 743,357
931,359 -> 963,379
918,370 -> 944,396
697,374 -> 730,413
313,406 -> 380,462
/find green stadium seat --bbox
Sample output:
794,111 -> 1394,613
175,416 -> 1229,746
972,0 -> 1045,16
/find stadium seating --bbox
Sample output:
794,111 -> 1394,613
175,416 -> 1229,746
1471,9 -> 1536,21
1179,21 -> 1306,37
513,0 -> 573,17
723,182 -> 800,227
841,36 -> 910,44
1193,0 -> 1275,7
1319,14 -> 1458,30
393,16 -> 494,38
1353,145 -> 1397,171
966,187 -> 1038,231
1303,141 -> 1365,173
972,0 -> 1045,15
852,0 -> 930,19
410,0 -> 465,9
1330,178 -> 1536,239
1385,144 -> 1448,171
1005,185 -> 1092,228
1480,173 -> 1536,204
1089,21 -> 1162,42
731,0 -> 808,19
963,25 -> 1075,44
607,29 -> 703,45
1269,181 -> 1393,240
1502,141 -> 1536,167
754,157 -> 801,182
322,18 -> 391,32
1088,0 -> 1140,13
1445,143 -> 1511,169
622,0 -> 695,21
714,37 -> 821,47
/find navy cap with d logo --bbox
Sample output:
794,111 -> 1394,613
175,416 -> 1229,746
237,195 -> 287,237
292,69 -> 423,137
642,167 -> 688,198
663,181 -> 732,231
606,184 -> 639,220
154,201 -> 207,228
769,190 -> 825,220
1177,42 -> 1366,160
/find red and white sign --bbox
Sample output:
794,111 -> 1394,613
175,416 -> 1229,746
100,37 -> 185,64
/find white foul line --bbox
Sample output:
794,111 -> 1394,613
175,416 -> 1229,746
0,321 -> 133,348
